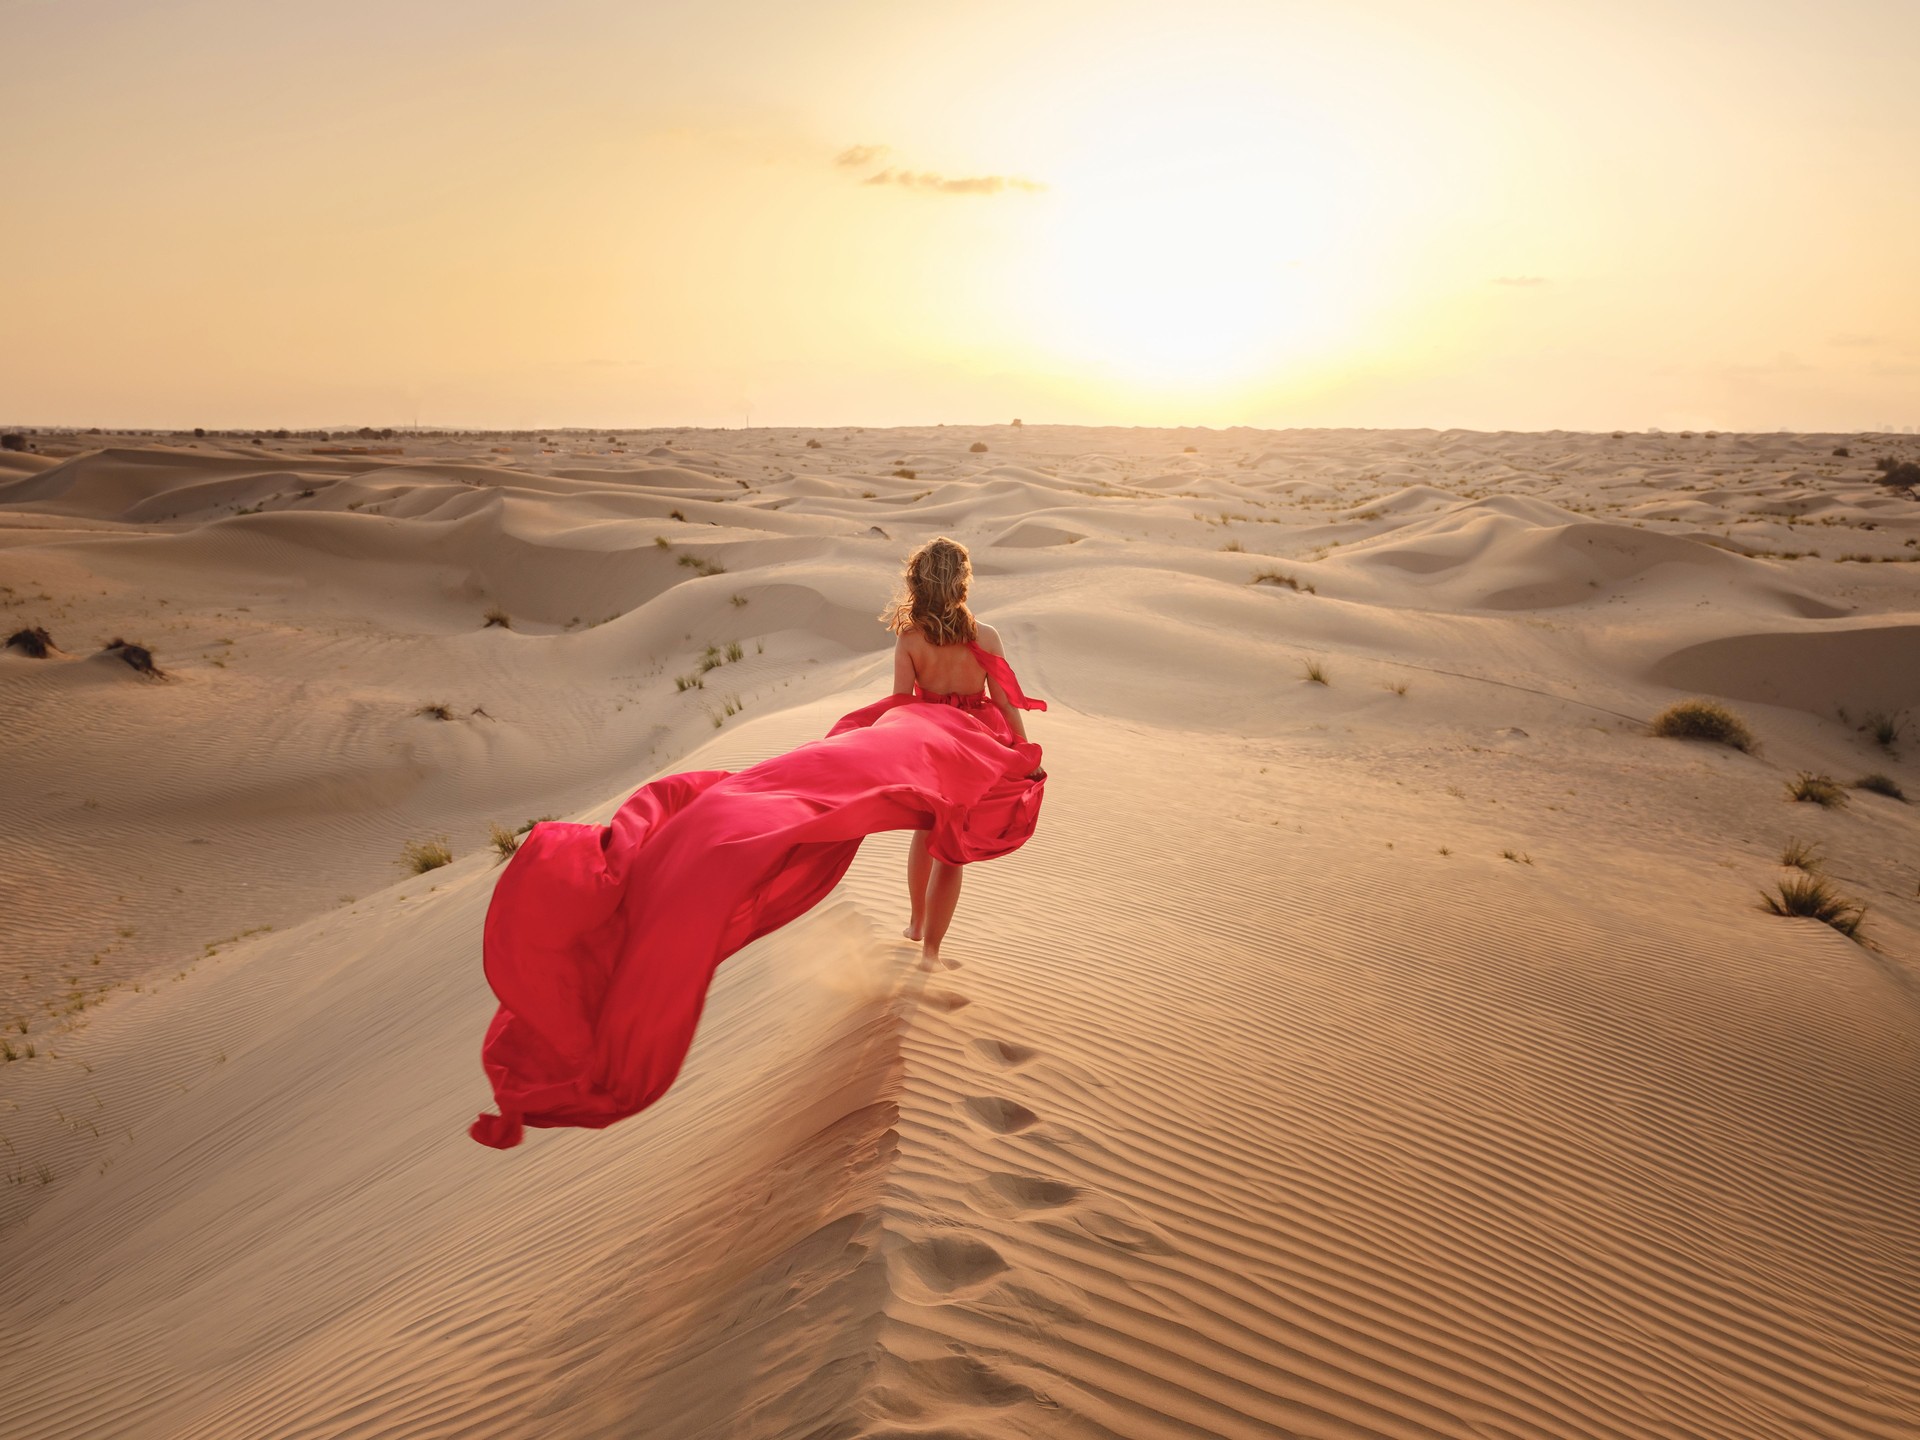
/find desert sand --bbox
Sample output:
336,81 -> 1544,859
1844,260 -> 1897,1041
2,425 -> 1918,1438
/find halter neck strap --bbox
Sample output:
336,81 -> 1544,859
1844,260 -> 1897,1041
965,641 -> 1047,711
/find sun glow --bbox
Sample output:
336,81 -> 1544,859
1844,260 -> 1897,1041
998,70 -> 1413,395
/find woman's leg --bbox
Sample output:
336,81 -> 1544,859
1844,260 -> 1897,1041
904,829 -> 932,941
920,858 -> 963,967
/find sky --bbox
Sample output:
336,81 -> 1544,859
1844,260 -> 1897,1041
4,0 -> 1917,431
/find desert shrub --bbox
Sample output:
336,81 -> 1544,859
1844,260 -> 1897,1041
1864,710 -> 1905,749
482,607 -> 510,629
399,837 -> 453,874
1221,539 -> 1243,552
969,441 -> 988,453
1832,445 -> 1850,457
1760,874 -> 1866,940
670,509 -> 685,521
725,640 -> 743,662
805,438 -> 822,449
1875,457 -> 1920,492
677,554 -> 725,577
1854,773 -> 1907,801
1786,772 -> 1849,807
1303,658 -> 1328,685
416,702 -> 454,721
1649,698 -> 1755,752
1252,570 -> 1315,594
1779,836 -> 1823,872
6,626 -> 53,658
102,638 -> 161,677
1010,418 -> 1022,427
488,822 -> 521,861
0,433 -> 26,452
893,468 -> 917,479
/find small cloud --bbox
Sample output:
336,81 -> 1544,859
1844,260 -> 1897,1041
862,167 -> 1044,196
1828,333 -> 1884,349
835,144 -> 889,168
1491,275 -> 1550,287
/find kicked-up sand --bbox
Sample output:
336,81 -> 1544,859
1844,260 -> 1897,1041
2,424 -> 1918,1438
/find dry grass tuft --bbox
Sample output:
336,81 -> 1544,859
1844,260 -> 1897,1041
677,554 -> 726,577
1864,710 -> 1905,749
1779,836 -> 1823,872
6,626 -> 54,658
482,607 -> 510,629
1252,570 -> 1316,594
488,822 -> 521,861
1302,659 -> 1328,685
1854,772 -> 1907,801
1786,772 -> 1849,808
1648,698 -> 1755,752
892,467 -> 917,479
415,702 -> 455,721
103,638 -> 162,677
1761,874 -> 1866,940
399,837 -> 453,874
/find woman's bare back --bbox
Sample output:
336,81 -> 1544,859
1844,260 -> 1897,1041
900,623 -> 998,696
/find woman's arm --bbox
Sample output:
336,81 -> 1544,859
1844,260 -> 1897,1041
891,634 -> 917,696
976,626 -> 1038,772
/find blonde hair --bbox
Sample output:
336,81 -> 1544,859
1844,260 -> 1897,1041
880,536 -> 977,646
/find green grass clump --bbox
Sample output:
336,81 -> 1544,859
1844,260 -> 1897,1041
399,837 -> 453,874
1854,773 -> 1907,801
1761,874 -> 1866,940
1648,698 -> 1755,753
1786,772 -> 1849,808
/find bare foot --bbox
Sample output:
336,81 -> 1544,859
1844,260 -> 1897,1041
920,944 -> 957,971
903,921 -> 924,942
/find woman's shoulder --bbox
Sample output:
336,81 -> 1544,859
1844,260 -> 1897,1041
972,621 -> 1004,655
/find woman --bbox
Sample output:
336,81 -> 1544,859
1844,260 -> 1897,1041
883,536 -> 1046,967
470,536 -> 1046,1149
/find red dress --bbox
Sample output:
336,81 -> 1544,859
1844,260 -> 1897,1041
470,642 -> 1047,1148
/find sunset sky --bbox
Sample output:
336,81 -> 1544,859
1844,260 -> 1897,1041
6,0 -> 1917,431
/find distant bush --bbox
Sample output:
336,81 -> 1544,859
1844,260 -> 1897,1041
1648,698 -> 1755,752
1761,873 -> 1865,940
805,438 -> 822,449
893,468 -> 917,479
1010,418 -> 1023,426
1832,445 -> 1850,457
1,433 -> 27,451
969,442 -> 988,453
1875,457 -> 1920,492
1786,772 -> 1848,808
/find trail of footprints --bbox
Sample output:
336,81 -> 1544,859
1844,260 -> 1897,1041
872,973 -> 1180,1435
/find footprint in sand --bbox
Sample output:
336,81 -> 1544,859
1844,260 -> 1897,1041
968,1037 -> 1038,1068
894,1233 -> 1010,1299
960,1095 -> 1039,1134
1076,1208 -> 1177,1256
923,989 -> 970,1012
977,1171 -> 1080,1215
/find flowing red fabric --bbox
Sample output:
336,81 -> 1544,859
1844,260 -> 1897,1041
470,642 -> 1047,1148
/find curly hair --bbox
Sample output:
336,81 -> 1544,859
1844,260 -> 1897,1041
879,536 -> 977,646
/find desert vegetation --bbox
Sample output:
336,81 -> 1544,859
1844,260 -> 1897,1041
1648,698 -> 1755,753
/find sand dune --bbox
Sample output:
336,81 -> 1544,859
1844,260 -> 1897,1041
2,425 -> 1918,1437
